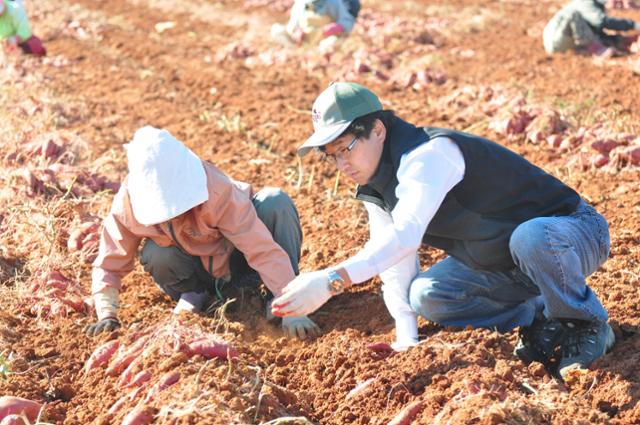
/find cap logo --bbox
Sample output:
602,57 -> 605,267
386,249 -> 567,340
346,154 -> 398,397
312,108 -> 321,124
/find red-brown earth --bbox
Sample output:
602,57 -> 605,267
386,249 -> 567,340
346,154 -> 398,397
1,0 -> 639,424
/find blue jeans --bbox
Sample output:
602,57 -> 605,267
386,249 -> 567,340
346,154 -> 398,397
409,200 -> 610,332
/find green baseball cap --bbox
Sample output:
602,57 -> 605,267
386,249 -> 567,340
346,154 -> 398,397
298,82 -> 382,157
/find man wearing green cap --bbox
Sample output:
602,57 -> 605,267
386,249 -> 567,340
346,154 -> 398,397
271,82 -> 614,379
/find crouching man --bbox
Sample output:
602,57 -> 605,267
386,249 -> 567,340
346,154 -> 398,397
543,0 -> 639,57
272,82 -> 614,379
85,126 -> 319,340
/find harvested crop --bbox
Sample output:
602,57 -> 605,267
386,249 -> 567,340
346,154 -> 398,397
85,339 -> 119,374
0,397 -> 42,422
123,371 -> 152,389
108,387 -> 145,415
121,405 -> 154,425
367,342 -> 395,359
186,337 -> 238,360
143,371 -> 180,403
346,378 -> 375,400
22,270 -> 91,319
387,400 -> 424,425
117,358 -> 143,389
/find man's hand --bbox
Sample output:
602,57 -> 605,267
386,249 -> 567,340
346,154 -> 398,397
322,23 -> 344,38
271,271 -> 331,317
282,316 -> 321,340
84,317 -> 121,336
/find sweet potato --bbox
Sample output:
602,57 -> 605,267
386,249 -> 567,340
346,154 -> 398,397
591,140 -> 618,155
108,387 -> 145,415
367,342 -> 395,360
628,147 -> 640,165
106,352 -> 139,377
387,400 -> 424,425
59,296 -> 86,313
1,414 -> 29,425
0,396 -> 42,422
143,371 -> 180,403
107,334 -> 152,376
592,154 -> 609,168
187,337 -> 238,360
346,378 -> 375,400
85,339 -> 119,374
123,371 -> 152,389
368,342 -> 393,351
120,405 -> 154,425
44,271 -> 69,288
117,358 -> 142,389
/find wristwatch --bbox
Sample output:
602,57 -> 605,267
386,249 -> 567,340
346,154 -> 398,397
327,270 -> 347,295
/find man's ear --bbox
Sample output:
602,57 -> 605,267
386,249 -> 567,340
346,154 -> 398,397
373,119 -> 387,142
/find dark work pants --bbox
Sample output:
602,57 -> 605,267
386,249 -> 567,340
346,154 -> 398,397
140,187 -> 302,301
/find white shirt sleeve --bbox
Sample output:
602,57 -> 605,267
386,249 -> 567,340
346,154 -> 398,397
339,136 -> 465,283
361,202 -> 420,344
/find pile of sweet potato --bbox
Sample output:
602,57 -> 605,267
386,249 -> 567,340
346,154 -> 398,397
84,321 -> 237,424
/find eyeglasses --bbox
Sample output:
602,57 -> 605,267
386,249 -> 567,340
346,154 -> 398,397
319,136 -> 359,164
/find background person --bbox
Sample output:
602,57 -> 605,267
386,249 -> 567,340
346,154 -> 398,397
272,82 -> 614,379
543,0 -> 640,56
0,0 -> 46,56
85,126 -> 319,340
270,0 -> 359,50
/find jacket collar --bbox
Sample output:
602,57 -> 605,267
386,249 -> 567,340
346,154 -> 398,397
364,117 -> 429,193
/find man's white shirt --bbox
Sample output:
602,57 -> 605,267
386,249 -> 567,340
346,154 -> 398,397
339,136 -> 466,345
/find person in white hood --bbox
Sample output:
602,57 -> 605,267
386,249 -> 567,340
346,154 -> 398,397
85,126 -> 319,340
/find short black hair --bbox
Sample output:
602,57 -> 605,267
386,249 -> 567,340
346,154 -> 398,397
339,109 -> 396,140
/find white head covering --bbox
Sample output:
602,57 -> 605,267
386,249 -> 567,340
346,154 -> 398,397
126,126 -> 209,226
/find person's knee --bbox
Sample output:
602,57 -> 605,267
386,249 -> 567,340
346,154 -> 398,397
409,279 -> 456,324
141,240 -> 184,276
254,187 -> 296,220
510,219 -> 549,264
255,187 -> 288,204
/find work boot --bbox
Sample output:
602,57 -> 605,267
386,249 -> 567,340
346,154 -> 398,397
514,315 -> 565,365
584,41 -> 619,58
558,320 -> 615,380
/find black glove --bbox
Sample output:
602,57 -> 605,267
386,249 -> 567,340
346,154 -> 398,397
84,318 -> 121,336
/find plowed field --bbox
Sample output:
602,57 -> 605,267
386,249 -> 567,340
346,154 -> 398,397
1,0 -> 639,424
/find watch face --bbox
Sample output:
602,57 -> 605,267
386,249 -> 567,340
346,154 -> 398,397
329,278 -> 344,295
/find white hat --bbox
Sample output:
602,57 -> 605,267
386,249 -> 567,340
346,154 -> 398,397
126,126 -> 209,226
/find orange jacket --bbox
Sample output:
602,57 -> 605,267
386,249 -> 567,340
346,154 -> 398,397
92,161 -> 295,298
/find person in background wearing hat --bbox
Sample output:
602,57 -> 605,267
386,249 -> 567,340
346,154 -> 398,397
543,0 -> 640,57
271,82 -> 614,379
0,0 -> 46,56
270,0 -> 359,50
85,126 -> 319,340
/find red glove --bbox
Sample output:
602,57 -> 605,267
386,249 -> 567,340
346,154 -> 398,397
322,23 -> 344,38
